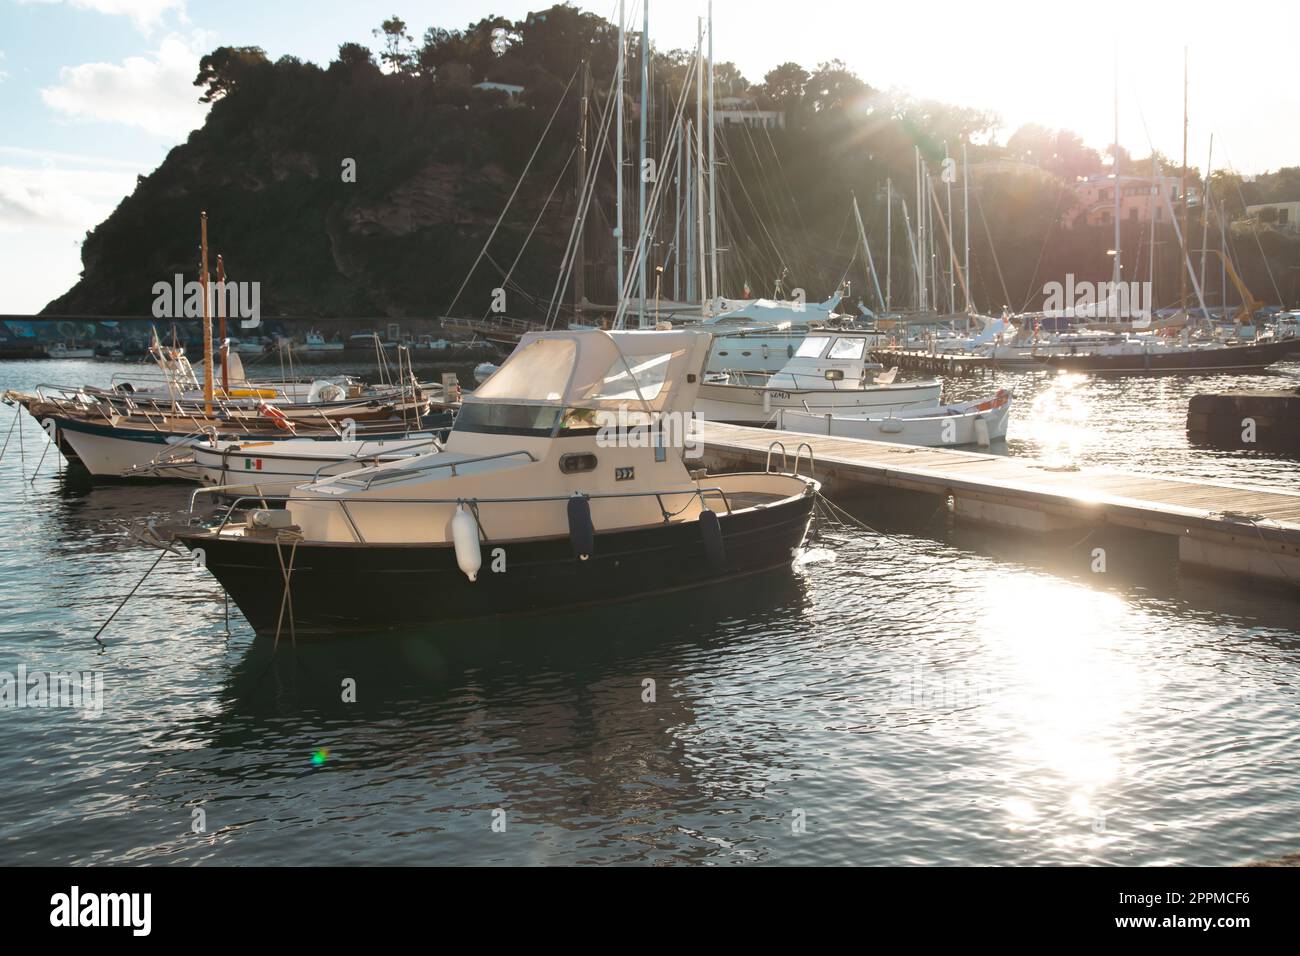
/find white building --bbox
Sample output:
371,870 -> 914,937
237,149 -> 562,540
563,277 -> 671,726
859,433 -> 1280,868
712,96 -> 784,130
473,82 -> 525,106
1246,201 -> 1300,232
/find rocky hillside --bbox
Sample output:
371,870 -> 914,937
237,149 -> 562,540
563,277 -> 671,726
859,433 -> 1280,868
44,4 -> 1300,319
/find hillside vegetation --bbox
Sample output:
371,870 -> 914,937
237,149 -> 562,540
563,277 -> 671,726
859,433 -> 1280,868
45,4 -> 1300,318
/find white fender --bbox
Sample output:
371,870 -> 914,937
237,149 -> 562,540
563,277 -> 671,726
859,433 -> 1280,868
451,506 -> 481,582
974,416 -> 991,448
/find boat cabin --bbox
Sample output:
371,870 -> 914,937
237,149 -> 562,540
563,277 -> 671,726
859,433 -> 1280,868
764,331 -> 886,390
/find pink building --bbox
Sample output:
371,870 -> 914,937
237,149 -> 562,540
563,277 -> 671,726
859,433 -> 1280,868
1071,173 -> 1200,227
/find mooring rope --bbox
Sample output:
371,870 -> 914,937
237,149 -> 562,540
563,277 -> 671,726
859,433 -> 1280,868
273,535 -> 300,649
90,549 -> 170,649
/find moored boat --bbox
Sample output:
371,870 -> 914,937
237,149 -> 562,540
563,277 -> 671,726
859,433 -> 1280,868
161,329 -> 820,634
776,389 -> 1012,447
695,330 -> 942,424
186,435 -> 441,496
1037,336 -> 1300,374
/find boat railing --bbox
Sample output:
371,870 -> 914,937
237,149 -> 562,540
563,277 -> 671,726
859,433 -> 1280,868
307,436 -> 444,482
765,440 -> 815,478
348,448 -> 537,489
193,484 -> 740,543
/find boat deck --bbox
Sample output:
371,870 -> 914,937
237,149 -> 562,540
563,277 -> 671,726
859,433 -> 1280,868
699,420 -> 1300,586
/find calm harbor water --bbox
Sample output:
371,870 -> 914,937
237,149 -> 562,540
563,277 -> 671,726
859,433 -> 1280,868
1,357 -> 1298,866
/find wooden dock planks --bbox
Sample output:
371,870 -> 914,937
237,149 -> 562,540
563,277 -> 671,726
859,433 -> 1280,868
699,421 -> 1300,585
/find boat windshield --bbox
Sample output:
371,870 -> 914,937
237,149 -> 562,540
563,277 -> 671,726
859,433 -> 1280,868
828,338 -> 865,360
474,337 -> 576,403
795,336 -> 830,358
587,351 -> 674,402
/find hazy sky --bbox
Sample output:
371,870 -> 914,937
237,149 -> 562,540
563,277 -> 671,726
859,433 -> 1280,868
1,0 -> 1294,313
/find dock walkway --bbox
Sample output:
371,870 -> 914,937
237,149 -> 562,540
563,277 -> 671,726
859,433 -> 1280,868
699,421 -> 1300,586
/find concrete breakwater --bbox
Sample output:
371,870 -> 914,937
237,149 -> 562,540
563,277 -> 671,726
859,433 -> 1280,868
1187,389 -> 1300,451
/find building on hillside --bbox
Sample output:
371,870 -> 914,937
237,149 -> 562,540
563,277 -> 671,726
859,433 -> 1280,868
712,96 -> 784,130
1070,173 -> 1200,227
965,160 -> 1060,183
1245,201 -> 1300,232
473,82 -> 526,106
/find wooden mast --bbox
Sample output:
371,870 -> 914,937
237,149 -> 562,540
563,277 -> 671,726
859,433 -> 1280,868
200,211 -> 213,415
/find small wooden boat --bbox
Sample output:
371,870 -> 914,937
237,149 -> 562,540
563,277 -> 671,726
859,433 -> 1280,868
777,389 -> 1012,447
161,329 -> 820,634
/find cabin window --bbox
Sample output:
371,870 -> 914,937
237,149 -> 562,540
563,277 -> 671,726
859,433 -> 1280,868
476,338 -> 576,402
795,336 -> 830,358
588,351 -> 675,402
453,402 -> 563,437
559,452 -> 598,474
828,338 -> 865,360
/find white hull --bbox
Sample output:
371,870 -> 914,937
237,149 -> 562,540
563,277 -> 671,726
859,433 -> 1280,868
777,391 -> 1012,447
695,379 -> 942,425
58,426 -> 203,479
193,437 -> 437,497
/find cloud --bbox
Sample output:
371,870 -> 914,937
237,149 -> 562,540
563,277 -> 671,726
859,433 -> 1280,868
0,163 -> 137,232
40,33 -> 209,138
17,0 -> 187,36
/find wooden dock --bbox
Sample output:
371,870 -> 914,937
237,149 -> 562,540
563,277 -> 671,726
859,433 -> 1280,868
871,348 -> 998,376
699,421 -> 1300,587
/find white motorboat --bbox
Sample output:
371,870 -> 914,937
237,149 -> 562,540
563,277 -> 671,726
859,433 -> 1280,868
695,330 -> 942,424
700,291 -> 858,375
303,329 -> 344,352
777,389 -> 1012,448
47,342 -> 96,359
186,435 -> 441,496
163,328 -> 821,634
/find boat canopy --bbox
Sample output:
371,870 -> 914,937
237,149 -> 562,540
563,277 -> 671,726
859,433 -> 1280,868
469,329 -> 712,414
702,292 -> 843,328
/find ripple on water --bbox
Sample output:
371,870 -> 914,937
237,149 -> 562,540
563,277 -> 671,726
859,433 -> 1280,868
0,358 -> 1298,865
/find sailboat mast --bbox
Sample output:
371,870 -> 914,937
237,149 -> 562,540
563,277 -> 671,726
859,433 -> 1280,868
915,147 -> 925,311
1180,46 -> 1189,313
575,61 -> 589,322
1199,134 -> 1213,305
945,142 -> 954,313
852,193 -> 884,312
695,19 -> 706,309
1149,156 -> 1157,306
199,211 -> 213,415
674,112 -> 683,302
615,1 -> 625,321
885,178 -> 892,312
707,0 -> 718,309
1112,60 -> 1121,289
685,119 -> 695,303
637,0 -> 649,327
962,141 -> 971,312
